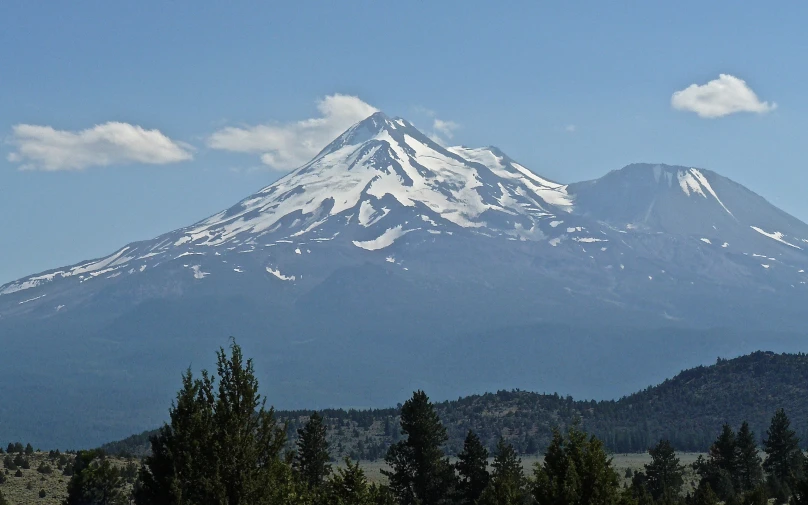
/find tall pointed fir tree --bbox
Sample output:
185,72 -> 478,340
735,421 -> 763,494
134,339 -> 293,505
455,430 -> 490,505
294,412 -> 332,491
762,409 -> 804,502
382,390 -> 456,505
477,438 -> 529,505
135,368 -> 219,505
710,424 -> 738,478
644,439 -> 685,502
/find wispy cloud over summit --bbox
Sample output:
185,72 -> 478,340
207,94 -> 378,171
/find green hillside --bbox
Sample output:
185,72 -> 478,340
102,351 -> 808,460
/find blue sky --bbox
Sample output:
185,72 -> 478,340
1,2 -> 806,284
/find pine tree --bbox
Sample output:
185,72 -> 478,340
533,424 -> 622,505
324,458 -> 373,505
736,421 -> 763,493
694,424 -> 741,500
294,412 -> 332,490
135,339 -> 292,505
382,390 -> 456,505
135,367 -> 219,505
763,409 -> 804,499
692,483 -> 719,505
64,450 -> 127,505
455,430 -> 489,505
477,438 -> 529,505
644,439 -> 685,501
24,443 -> 33,455
213,340 -> 291,505
710,424 -> 738,478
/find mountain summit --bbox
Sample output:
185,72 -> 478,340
2,113 -> 808,448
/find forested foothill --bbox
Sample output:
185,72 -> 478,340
4,344 -> 808,505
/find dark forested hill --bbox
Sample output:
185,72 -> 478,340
102,351 -> 808,459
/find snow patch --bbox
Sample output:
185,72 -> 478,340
750,226 -> 802,249
352,226 -> 413,251
266,267 -> 295,281
190,265 -> 209,279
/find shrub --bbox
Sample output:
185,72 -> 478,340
39,489 -> 47,498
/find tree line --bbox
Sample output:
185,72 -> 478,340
17,341 -> 808,505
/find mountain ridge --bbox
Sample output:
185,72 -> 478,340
100,350 -> 808,458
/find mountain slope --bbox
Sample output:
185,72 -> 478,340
2,112 -> 808,448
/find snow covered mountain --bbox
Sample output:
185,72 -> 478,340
2,112 -> 808,448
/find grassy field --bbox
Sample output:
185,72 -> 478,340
0,452 -> 134,505
1,453 -> 70,505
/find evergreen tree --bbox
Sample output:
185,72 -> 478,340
0,489 -> 7,505
477,438 -> 529,505
24,443 -> 33,455
324,458 -> 373,505
693,424 -> 743,501
455,430 -> 489,505
294,412 -> 332,490
135,368 -> 220,505
644,439 -> 685,501
692,483 -> 719,505
736,422 -> 763,493
533,424 -> 622,505
64,450 -> 127,505
742,484 -> 768,505
763,409 -> 804,500
382,390 -> 456,505
710,424 -> 738,478
135,339 -> 292,505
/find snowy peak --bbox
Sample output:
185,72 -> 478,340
568,163 -> 737,230
569,163 -> 808,258
178,113 -> 577,246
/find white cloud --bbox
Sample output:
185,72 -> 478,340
207,94 -> 378,171
433,118 -> 459,139
7,122 -> 193,171
565,124 -> 576,133
671,74 -> 776,118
